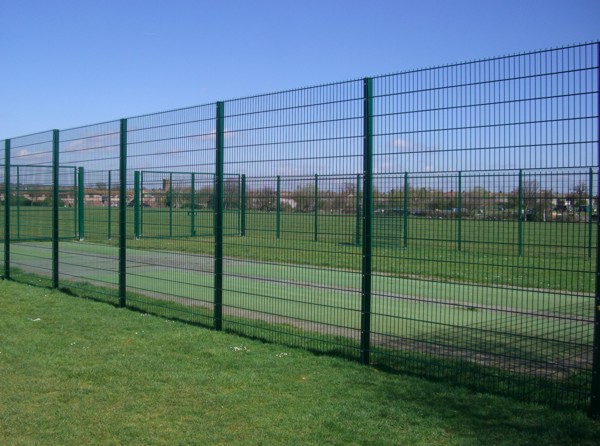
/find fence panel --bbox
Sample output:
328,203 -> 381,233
57,122 -> 121,304
1,42 -> 598,412
124,105 -> 216,325
368,44 -> 599,407
7,131 -> 56,286
222,82 -> 365,356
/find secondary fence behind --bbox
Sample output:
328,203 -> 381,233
1,42 -> 599,414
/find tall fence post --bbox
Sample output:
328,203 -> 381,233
73,169 -> 77,238
52,130 -> 59,288
169,172 -> 173,238
314,174 -> 319,242
140,172 -> 144,237
133,171 -> 140,240
355,173 -> 361,246
237,174 -> 242,236
518,169 -> 523,257
241,174 -> 246,237
276,175 -> 281,239
107,170 -> 112,240
360,77 -> 373,365
15,165 -> 20,240
118,118 -> 127,308
403,172 -> 409,249
77,167 -> 85,241
214,102 -> 225,331
4,139 -> 10,280
191,172 -> 196,237
457,171 -> 462,251
590,43 -> 600,419
589,168 -> 593,259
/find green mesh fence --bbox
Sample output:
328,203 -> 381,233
1,42 -> 599,413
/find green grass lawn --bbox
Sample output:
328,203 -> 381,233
1,279 -> 600,445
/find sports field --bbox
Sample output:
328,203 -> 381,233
3,197 -> 594,394
8,204 -> 596,291
7,230 -> 594,380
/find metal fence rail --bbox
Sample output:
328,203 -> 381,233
1,42 -> 599,414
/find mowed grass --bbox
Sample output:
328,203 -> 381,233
1,280 -> 600,446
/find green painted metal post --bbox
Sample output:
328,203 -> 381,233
4,139 -> 10,280
16,165 -> 20,240
140,172 -> 144,237
314,174 -> 319,242
73,168 -> 77,238
355,174 -> 361,246
403,172 -> 409,249
237,174 -> 242,236
118,118 -> 127,308
458,171 -> 462,251
518,169 -> 523,257
78,167 -> 85,241
191,172 -> 196,236
590,44 -> 600,419
276,175 -> 281,239
169,172 -> 173,238
589,168 -> 593,259
214,101 -> 225,331
241,174 -> 246,237
107,170 -> 112,239
134,171 -> 140,239
360,77 -> 373,365
52,130 -> 59,288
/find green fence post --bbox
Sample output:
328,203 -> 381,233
191,172 -> 196,237
52,130 -> 59,288
241,174 -> 246,237
118,118 -> 127,308
15,165 -> 20,240
314,174 -> 318,242
518,169 -> 523,257
360,77 -> 373,365
403,172 -> 409,249
458,171 -> 462,251
4,139 -> 10,280
589,168 -> 593,259
140,171 -> 144,237
214,101 -> 225,331
78,167 -> 85,241
237,174 -> 242,236
355,173 -> 361,246
169,172 -> 173,238
276,175 -> 281,239
590,45 -> 600,418
134,171 -> 140,239
73,168 -> 77,238
108,170 -> 112,240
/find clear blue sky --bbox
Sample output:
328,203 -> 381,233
1,0 -> 598,139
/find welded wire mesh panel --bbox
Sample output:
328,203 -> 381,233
243,176 -> 279,239
8,132 -> 55,286
125,105 -> 216,325
222,81 -> 364,356
369,43 -> 599,407
0,42 -> 597,411
81,168 -> 118,241
58,122 -> 121,304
